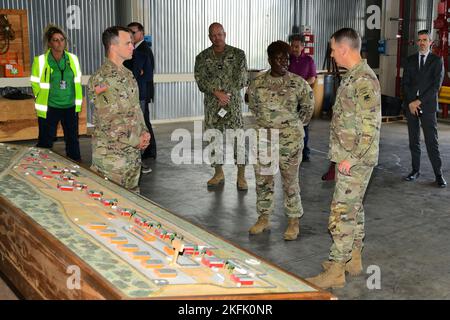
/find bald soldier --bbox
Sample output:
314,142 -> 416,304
194,22 -> 249,190
247,41 -> 314,241
306,28 -> 381,289
88,26 -> 150,192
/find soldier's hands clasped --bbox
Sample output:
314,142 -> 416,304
214,90 -> 231,107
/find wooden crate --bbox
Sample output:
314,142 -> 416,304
0,97 -> 88,142
0,9 -> 30,77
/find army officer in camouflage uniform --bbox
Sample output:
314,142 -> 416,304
194,22 -> 249,191
88,26 -> 150,192
247,41 -> 314,241
306,28 -> 381,289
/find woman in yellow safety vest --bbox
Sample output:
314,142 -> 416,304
30,25 -> 83,162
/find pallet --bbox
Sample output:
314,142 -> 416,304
382,115 -> 404,123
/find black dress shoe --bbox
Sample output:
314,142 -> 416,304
405,171 -> 420,181
436,175 -> 447,188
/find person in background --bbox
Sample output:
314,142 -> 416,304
31,25 -> 83,162
126,22 -> 157,173
288,34 -> 317,162
125,22 -> 156,174
402,29 -> 446,188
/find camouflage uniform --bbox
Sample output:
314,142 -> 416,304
194,45 -> 248,165
328,59 -> 381,263
88,59 -> 148,191
247,71 -> 314,218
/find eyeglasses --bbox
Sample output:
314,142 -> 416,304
51,38 -> 66,43
274,57 -> 289,63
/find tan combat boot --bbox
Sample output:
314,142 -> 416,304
321,248 -> 363,276
207,166 -> 225,187
306,262 -> 346,289
345,248 -> 363,276
237,165 -> 248,191
284,218 -> 300,241
249,215 -> 270,235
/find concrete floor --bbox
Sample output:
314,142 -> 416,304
1,118 -> 450,300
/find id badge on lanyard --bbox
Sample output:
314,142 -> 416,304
60,70 -> 66,90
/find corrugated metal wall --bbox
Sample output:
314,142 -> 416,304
414,0 -> 434,35
122,0 -> 374,121
1,0 -> 117,74
3,0 -> 436,121
300,0 -> 367,69
1,0 -> 117,122
122,0 -> 296,120
404,0 -> 437,57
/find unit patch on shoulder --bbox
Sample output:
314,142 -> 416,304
356,81 -> 376,107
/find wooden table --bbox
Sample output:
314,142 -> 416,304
0,144 -> 335,300
0,97 -> 87,142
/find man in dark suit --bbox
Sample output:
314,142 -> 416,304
402,30 -> 446,188
126,22 -> 157,168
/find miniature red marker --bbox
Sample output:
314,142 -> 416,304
201,256 -> 224,268
230,274 -> 254,286
102,199 -> 117,206
74,183 -> 88,190
57,184 -> 74,192
88,190 -> 103,198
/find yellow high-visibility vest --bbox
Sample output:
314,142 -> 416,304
30,50 -> 83,119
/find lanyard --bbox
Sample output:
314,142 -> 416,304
51,52 -> 67,81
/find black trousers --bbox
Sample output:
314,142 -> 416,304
140,100 -> 157,159
405,109 -> 442,177
37,106 -> 81,161
303,125 -> 310,157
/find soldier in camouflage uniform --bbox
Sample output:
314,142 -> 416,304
306,28 -> 381,289
247,41 -> 314,241
88,26 -> 150,192
194,23 -> 249,190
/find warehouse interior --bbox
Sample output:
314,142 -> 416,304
0,0 -> 449,300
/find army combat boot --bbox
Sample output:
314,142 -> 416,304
207,166 -> 225,187
306,262 -> 346,289
283,218 -> 300,241
321,248 -> 363,276
237,165 -> 248,191
249,215 -> 270,235
345,248 -> 363,276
